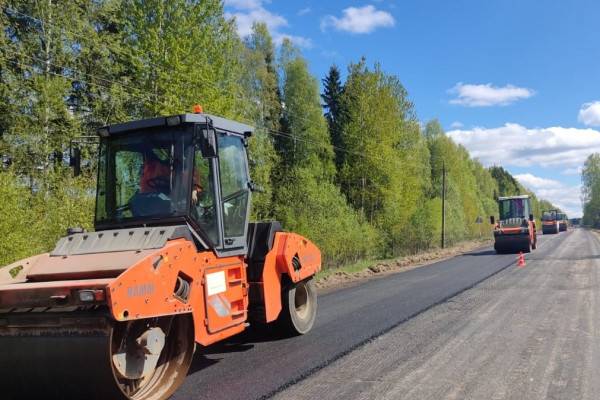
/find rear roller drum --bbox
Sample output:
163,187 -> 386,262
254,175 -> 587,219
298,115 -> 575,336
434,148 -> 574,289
110,314 -> 195,400
0,314 -> 194,400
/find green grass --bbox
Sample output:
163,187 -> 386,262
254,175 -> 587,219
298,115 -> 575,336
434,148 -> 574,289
316,256 -> 400,281
316,237 -> 492,282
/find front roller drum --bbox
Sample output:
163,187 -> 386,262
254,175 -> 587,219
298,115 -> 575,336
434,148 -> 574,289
0,313 -> 194,400
278,278 -> 318,335
494,236 -> 530,254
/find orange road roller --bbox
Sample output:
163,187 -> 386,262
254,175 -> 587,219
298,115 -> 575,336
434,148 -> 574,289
0,112 -> 321,399
541,210 -> 560,234
491,195 -> 537,254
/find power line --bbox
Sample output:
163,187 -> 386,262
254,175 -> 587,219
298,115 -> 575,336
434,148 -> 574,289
1,48 -> 158,102
1,5 -> 237,96
1,5 -> 166,71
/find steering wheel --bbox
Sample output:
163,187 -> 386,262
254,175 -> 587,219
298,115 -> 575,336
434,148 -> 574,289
146,176 -> 170,191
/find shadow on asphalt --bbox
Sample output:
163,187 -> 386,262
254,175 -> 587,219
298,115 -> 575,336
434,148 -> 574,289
187,324 -> 293,375
464,249 -> 496,256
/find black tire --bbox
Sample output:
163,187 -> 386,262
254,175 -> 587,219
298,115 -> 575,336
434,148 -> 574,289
278,278 -> 317,336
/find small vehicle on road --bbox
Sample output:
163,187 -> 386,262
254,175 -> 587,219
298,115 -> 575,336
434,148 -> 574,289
542,210 -> 560,234
557,212 -> 568,232
491,195 -> 537,253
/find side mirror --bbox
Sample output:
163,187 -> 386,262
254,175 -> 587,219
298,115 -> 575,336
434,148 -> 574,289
529,214 -> 534,222
490,216 -> 495,225
195,126 -> 217,158
70,147 -> 81,177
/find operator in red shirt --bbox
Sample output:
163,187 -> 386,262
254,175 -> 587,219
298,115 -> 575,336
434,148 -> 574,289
140,149 -> 171,194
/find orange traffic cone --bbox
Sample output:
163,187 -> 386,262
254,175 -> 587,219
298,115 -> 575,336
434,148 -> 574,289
517,252 -> 526,267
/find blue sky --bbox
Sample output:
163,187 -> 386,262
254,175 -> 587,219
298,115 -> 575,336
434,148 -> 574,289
225,0 -> 600,217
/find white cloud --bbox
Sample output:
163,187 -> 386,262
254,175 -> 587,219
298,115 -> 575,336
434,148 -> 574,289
321,5 -> 395,34
515,173 -> 562,190
297,7 -> 311,16
450,121 -> 464,129
562,166 -> 583,176
227,7 -> 287,38
225,0 -> 312,48
449,83 -> 535,107
578,101 -> 600,127
447,123 -> 600,169
276,34 -> 313,49
224,0 -> 263,10
515,173 -> 582,217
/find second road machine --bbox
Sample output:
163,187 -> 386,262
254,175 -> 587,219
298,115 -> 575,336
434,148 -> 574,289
542,210 -> 560,234
558,212 -> 569,232
491,195 -> 537,253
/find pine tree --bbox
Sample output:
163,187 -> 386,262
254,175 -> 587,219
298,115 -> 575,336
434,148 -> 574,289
321,64 -> 345,169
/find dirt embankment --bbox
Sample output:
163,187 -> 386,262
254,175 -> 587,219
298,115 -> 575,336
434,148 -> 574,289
317,239 -> 492,291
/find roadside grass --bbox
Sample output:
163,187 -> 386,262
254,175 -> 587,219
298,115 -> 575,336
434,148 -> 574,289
317,257 -> 395,281
316,237 -> 492,287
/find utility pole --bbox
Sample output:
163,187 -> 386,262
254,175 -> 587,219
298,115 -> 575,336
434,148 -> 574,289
442,162 -> 446,249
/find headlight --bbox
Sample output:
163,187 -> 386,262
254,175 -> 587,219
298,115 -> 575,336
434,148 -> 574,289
78,289 -> 105,302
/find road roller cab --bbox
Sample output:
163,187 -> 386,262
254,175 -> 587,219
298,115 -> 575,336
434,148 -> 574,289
491,195 -> 537,254
0,112 -> 322,400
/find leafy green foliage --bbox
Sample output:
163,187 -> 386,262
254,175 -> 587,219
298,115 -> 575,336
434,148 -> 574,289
239,23 -> 280,220
275,168 -> 380,266
582,153 -> 600,227
0,169 -> 93,266
273,42 -> 377,264
338,60 -> 429,255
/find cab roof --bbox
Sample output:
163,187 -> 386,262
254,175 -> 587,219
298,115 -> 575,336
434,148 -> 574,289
498,195 -> 530,200
99,113 -> 254,136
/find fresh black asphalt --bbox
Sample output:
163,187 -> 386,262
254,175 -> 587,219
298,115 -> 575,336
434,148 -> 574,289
171,233 -> 568,400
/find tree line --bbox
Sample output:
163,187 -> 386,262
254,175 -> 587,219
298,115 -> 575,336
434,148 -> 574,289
582,153 -> 600,227
0,1 -> 558,267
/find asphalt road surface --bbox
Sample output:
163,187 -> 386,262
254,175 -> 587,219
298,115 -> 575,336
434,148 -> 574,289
173,229 -> 581,400
274,228 -> 596,400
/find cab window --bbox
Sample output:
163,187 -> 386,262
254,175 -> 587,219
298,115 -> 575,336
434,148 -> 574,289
218,134 -> 249,239
190,149 -> 219,245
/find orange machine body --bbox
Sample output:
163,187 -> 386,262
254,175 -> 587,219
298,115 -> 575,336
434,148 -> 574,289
0,232 -> 321,347
110,231 -> 320,344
